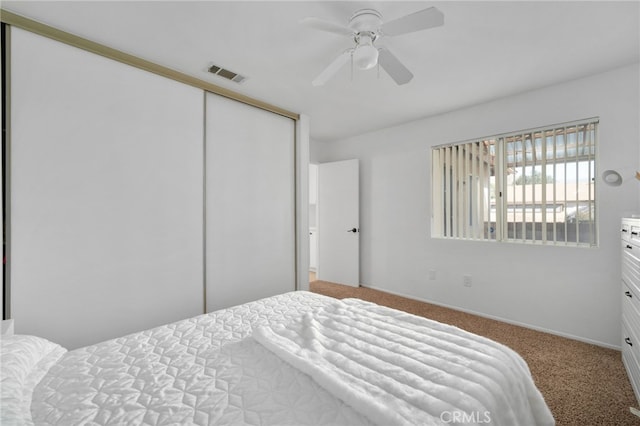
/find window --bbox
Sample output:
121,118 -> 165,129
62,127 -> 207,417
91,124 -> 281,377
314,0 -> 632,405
431,118 -> 598,247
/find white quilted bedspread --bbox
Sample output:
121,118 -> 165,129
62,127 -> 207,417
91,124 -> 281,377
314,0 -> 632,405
31,292 -> 371,425
28,291 -> 552,425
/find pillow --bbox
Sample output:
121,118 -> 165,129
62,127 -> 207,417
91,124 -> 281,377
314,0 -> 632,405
1,319 -> 15,336
1,335 -> 67,425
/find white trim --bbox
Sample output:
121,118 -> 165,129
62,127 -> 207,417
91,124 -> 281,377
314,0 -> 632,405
295,115 -> 311,292
361,284 -> 620,350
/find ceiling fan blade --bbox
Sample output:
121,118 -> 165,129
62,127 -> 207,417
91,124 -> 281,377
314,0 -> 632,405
378,48 -> 413,85
381,7 -> 444,36
312,50 -> 352,86
301,17 -> 353,36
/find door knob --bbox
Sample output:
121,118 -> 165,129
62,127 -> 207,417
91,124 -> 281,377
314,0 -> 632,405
347,228 -> 359,233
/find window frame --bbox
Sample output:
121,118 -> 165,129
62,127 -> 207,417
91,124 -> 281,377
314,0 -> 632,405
431,118 -> 599,248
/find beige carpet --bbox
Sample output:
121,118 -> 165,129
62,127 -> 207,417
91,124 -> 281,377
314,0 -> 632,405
309,280 -> 640,426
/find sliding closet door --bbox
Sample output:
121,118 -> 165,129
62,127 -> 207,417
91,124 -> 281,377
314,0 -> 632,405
10,28 -> 204,349
205,93 -> 295,311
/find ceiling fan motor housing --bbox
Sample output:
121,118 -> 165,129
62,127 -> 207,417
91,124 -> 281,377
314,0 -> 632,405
349,9 -> 383,34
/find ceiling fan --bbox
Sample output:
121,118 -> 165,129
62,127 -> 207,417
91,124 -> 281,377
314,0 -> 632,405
302,6 -> 444,86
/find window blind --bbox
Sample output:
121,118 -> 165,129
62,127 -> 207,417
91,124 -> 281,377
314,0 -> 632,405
432,118 -> 598,247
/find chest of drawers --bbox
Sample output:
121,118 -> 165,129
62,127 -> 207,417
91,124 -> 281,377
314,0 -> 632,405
621,217 -> 640,405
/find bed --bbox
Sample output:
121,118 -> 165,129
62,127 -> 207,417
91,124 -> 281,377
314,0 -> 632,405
1,291 -> 554,425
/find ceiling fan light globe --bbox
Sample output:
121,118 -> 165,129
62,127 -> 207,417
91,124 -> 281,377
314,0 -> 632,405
353,45 -> 378,70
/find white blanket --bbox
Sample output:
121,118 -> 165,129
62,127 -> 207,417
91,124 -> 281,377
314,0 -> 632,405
253,298 -> 554,426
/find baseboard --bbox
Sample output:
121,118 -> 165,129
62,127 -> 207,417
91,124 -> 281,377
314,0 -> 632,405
361,284 -> 621,351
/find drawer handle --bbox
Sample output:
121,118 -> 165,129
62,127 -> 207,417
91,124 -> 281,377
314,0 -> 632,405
632,232 -> 639,236
627,244 -> 633,249
625,291 -> 633,298
625,337 -> 633,347
622,229 -> 628,233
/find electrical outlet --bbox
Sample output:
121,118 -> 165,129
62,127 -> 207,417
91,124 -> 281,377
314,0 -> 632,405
428,270 -> 436,280
463,275 -> 472,287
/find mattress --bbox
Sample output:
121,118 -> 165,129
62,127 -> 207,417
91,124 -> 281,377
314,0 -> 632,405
1,291 -> 554,425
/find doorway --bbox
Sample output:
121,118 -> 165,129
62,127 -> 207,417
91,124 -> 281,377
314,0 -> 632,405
309,163 -> 318,283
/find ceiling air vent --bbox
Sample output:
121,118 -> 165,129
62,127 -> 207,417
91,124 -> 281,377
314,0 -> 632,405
207,64 -> 247,84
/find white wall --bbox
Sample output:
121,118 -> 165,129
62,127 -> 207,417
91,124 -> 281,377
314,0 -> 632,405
313,63 -> 640,348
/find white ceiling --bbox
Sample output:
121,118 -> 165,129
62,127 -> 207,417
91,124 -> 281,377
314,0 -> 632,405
4,1 -> 639,142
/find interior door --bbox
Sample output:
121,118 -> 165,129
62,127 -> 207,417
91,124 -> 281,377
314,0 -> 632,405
317,159 -> 359,287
